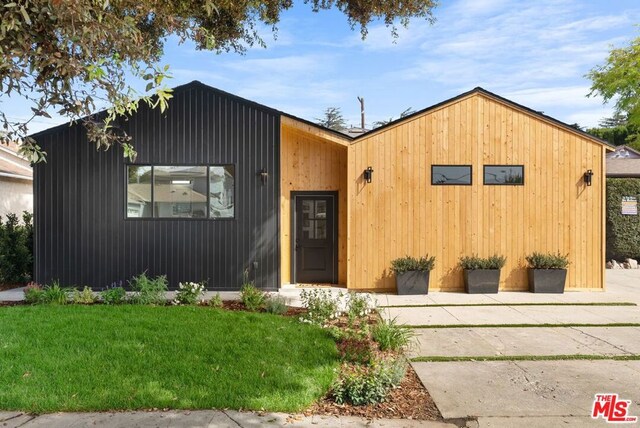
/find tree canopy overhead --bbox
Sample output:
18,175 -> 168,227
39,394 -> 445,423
0,0 -> 437,162
588,33 -> 640,144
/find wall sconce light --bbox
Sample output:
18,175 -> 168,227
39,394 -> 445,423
584,169 -> 593,186
364,166 -> 374,183
258,168 -> 268,185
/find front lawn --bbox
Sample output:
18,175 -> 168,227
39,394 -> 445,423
0,305 -> 338,413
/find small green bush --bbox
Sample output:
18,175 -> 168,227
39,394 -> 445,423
0,212 -> 32,284
390,255 -> 435,275
332,356 -> 407,406
128,273 -> 168,305
208,292 -> 223,308
101,287 -> 126,305
23,282 -> 43,304
299,289 -> 342,326
371,316 -> 416,352
240,283 -> 266,311
71,286 -> 96,304
526,252 -> 570,269
264,295 -> 289,314
173,281 -> 206,305
345,292 -> 374,327
41,281 -> 70,305
459,254 -> 506,270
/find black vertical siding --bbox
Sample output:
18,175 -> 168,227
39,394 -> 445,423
33,82 -> 281,290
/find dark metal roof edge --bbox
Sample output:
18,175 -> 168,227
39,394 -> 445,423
352,87 -> 615,149
29,80 -> 353,142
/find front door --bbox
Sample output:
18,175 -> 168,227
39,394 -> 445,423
292,192 -> 337,284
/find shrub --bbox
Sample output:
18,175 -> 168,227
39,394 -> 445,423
332,356 -> 408,406
23,282 -> 43,304
264,295 -> 289,314
101,286 -> 126,305
208,292 -> 223,308
371,316 -> 416,352
390,255 -> 435,275
128,272 -> 168,305
337,337 -> 375,364
71,286 -> 96,304
173,281 -> 206,305
345,292 -> 374,326
606,178 -> 640,260
299,289 -> 342,326
526,252 -> 570,269
0,212 -> 32,284
459,254 -> 506,270
240,283 -> 266,311
40,281 -> 70,305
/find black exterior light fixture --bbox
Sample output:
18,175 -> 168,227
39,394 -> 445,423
259,168 -> 268,185
364,166 -> 374,183
584,169 -> 593,186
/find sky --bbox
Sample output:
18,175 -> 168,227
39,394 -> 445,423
7,0 -> 640,133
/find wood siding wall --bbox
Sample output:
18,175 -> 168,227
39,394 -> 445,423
347,93 -> 605,291
281,120 -> 348,285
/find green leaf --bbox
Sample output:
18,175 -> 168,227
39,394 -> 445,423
19,6 -> 31,25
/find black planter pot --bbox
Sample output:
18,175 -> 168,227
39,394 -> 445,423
463,269 -> 500,294
396,271 -> 430,295
528,269 -> 567,293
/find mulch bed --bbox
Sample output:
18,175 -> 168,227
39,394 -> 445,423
306,364 -> 442,421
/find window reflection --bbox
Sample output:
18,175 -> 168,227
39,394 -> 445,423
127,166 -> 152,218
484,166 -> 524,185
432,166 -> 472,185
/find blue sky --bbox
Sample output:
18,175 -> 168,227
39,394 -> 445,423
11,0 -> 640,133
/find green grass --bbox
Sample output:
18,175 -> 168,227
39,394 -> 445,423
411,354 -> 640,362
381,302 -> 637,308
0,305 -> 338,413
406,323 -> 640,329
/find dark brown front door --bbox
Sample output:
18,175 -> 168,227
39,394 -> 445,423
292,192 -> 337,284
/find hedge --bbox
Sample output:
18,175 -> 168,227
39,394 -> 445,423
606,179 -> 640,261
0,212 -> 33,284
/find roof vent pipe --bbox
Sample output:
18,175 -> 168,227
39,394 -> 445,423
357,96 -> 365,130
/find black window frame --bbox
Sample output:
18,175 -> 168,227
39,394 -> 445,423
125,164 -> 236,221
483,165 -> 525,186
431,165 -> 473,186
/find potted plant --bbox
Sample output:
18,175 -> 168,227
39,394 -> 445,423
526,252 -> 570,293
390,255 -> 436,295
459,254 -> 506,294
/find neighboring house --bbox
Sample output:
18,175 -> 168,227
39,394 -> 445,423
0,141 -> 32,218
606,145 -> 640,178
32,81 -> 611,291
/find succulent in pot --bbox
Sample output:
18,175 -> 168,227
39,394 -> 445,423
390,255 -> 436,295
525,252 -> 570,293
459,254 -> 506,294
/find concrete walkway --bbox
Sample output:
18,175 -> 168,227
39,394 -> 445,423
396,271 -> 640,427
0,410 -> 458,428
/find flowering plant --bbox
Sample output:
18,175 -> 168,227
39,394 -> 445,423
299,289 -> 343,326
173,281 -> 206,305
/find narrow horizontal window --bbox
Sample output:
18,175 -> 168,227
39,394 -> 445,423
484,165 -> 524,185
431,165 -> 472,185
126,165 -> 235,219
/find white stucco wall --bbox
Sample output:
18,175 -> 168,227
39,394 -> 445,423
0,178 -> 32,218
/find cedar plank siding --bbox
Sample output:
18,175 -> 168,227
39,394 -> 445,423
347,92 -> 606,291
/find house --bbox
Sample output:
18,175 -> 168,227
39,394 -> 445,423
606,145 -> 640,178
0,141 -> 33,218
32,81 -> 611,291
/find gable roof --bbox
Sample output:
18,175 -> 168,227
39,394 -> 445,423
0,142 -> 32,181
353,87 -> 614,149
606,159 -> 640,177
29,80 -> 354,144
29,81 -> 612,149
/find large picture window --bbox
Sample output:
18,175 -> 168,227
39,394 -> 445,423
126,165 -> 235,219
431,165 -> 472,185
484,165 -> 524,185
